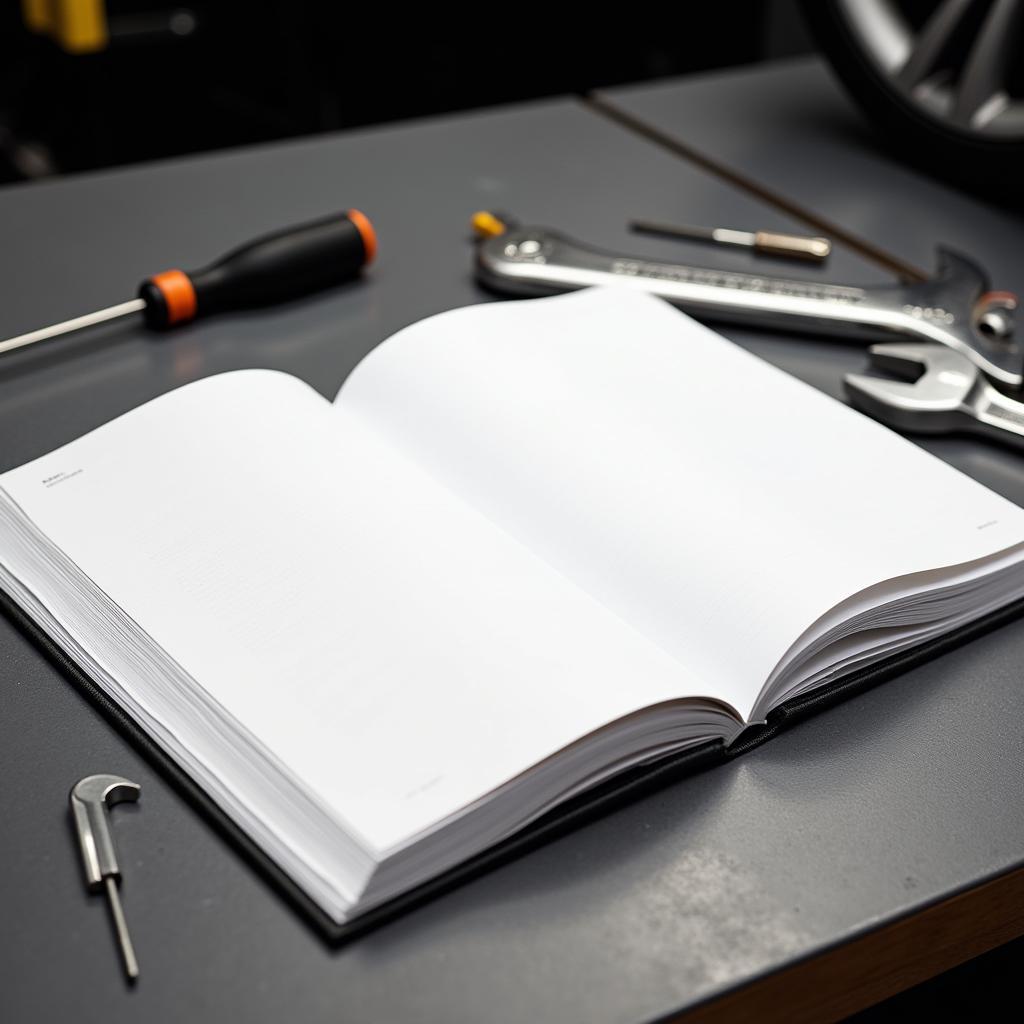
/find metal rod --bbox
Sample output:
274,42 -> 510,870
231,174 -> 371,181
630,220 -> 716,244
0,298 -> 145,356
104,876 -> 139,981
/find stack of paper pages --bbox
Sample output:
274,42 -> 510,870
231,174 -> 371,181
3,288 -> 1024,928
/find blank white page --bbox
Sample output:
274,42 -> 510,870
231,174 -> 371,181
0,369 -> 701,853
336,288 -> 1024,720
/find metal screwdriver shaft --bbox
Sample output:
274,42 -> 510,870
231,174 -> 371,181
70,775 -> 143,982
0,299 -> 145,356
104,876 -> 140,981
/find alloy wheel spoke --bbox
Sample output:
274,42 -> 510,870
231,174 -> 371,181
952,0 -> 1024,126
897,0 -> 976,87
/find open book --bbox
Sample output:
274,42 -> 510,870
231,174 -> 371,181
4,287 -> 1024,932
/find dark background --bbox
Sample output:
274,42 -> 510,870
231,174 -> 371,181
0,0 -> 814,183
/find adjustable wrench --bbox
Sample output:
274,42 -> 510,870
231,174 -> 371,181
844,342 -> 1024,450
475,226 -> 1022,388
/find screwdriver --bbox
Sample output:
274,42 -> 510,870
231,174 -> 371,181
629,218 -> 831,262
0,209 -> 377,357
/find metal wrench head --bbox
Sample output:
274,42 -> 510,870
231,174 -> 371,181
844,342 -> 979,434
901,248 -> 1020,386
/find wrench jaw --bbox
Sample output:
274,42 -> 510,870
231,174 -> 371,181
891,248 -> 1022,389
843,343 -> 974,436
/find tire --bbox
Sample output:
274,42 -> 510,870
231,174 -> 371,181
800,0 -> 1024,193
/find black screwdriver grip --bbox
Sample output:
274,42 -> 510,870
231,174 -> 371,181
139,209 -> 376,328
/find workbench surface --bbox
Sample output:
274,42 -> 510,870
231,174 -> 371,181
3,59 -> 1023,1024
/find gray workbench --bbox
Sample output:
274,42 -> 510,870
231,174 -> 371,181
3,63 -> 1024,1024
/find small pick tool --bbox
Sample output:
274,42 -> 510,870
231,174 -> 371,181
70,775 -> 142,981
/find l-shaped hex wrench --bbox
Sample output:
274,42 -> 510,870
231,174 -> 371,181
70,774 -> 142,980
475,226 -> 1022,388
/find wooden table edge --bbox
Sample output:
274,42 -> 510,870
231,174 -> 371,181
664,861 -> 1024,1024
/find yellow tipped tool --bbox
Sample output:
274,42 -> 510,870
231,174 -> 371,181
472,211 -> 508,239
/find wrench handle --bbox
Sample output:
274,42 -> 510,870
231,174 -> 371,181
477,227 -> 874,332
